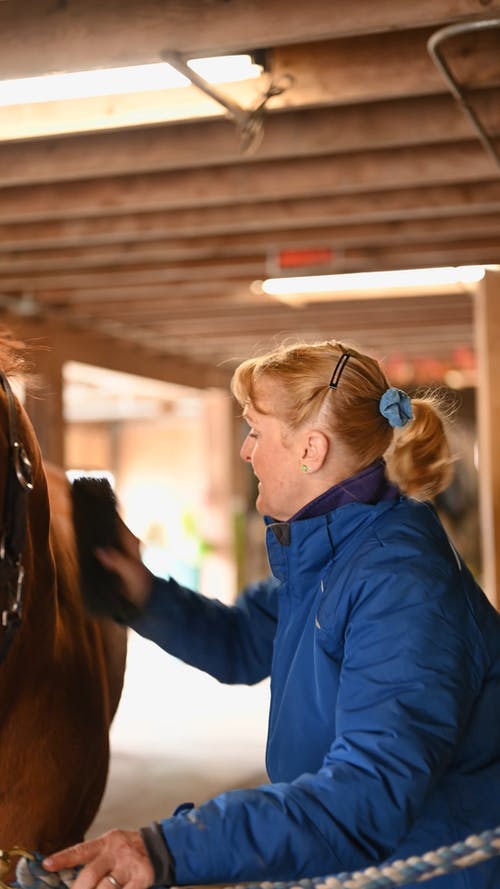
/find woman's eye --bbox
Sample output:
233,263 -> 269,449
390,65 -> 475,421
248,430 -> 258,439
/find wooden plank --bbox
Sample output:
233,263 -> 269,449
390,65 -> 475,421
4,90 -> 499,187
270,30 -> 500,108
57,295 -> 475,319
141,324 -> 476,356
2,181 -> 500,248
5,26 -> 499,142
0,142 -> 497,223
1,0 -> 498,77
0,256 -> 266,290
474,269 -> 500,608
1,239 -> 498,293
36,281 -> 255,305
77,308 -> 474,335
2,212 -> 500,269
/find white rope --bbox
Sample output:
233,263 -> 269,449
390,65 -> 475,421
228,826 -> 500,889
12,826 -> 500,889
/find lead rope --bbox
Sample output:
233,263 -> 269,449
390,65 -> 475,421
2,826 -> 500,889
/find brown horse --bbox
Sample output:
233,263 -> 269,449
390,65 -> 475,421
0,334 -> 127,871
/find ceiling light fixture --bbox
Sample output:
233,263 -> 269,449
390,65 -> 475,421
255,265 -> 486,305
0,54 -> 262,107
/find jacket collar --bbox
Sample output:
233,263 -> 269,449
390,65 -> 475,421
263,458 -> 400,537
264,461 -> 402,583
265,499 -> 400,587
289,458 -> 399,520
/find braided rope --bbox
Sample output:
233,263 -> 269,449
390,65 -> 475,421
240,828 -> 500,889
14,856 -> 77,889
11,826 -> 500,889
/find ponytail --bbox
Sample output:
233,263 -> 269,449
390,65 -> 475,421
386,396 -> 454,500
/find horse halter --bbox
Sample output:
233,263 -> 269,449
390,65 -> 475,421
0,372 -> 33,667
0,848 -> 34,889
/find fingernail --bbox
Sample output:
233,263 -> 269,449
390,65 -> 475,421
43,858 -> 53,868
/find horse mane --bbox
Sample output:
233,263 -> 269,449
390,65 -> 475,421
0,327 -> 30,377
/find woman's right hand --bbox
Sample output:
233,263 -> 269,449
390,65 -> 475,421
95,517 -> 154,610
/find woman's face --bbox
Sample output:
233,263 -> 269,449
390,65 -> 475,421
240,389 -> 308,521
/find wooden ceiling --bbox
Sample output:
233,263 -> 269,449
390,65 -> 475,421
1,0 -> 500,390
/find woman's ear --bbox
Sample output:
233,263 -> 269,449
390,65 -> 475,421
301,429 -> 329,472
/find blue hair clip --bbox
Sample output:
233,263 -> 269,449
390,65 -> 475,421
379,387 -> 413,428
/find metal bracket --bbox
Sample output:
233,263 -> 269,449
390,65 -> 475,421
159,50 -> 293,154
427,18 -> 500,169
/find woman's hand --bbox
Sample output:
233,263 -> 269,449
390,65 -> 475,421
96,517 -> 154,610
43,829 -> 155,889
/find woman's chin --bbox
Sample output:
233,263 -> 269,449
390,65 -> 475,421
255,492 -> 266,515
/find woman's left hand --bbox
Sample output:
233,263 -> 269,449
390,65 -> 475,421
43,829 -> 155,889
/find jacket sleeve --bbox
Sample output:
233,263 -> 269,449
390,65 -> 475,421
155,556 -> 486,885
130,573 -> 279,685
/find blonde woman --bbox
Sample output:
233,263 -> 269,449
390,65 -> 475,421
45,341 -> 500,889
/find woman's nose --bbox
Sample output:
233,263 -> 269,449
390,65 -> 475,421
240,437 -> 252,462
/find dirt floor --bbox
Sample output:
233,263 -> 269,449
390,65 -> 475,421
89,630 -> 269,836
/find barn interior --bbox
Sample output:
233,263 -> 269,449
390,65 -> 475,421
1,0 -> 500,846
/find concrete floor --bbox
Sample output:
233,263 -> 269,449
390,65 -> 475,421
89,630 -> 270,837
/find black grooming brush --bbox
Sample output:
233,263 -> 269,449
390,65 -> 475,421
71,476 -> 141,623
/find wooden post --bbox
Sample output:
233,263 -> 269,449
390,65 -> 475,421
199,388 -> 239,603
474,268 -> 500,610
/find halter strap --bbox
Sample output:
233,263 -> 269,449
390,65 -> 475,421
0,372 -> 33,667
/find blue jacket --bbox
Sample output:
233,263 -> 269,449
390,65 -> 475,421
132,495 -> 500,889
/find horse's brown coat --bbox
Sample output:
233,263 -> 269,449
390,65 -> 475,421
0,360 -> 127,862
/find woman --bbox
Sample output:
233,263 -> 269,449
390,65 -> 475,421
44,341 -> 500,889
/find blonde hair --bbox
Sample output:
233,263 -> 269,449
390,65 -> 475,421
231,340 -> 454,501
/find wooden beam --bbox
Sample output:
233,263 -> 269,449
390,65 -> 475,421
474,269 -> 500,609
5,315 -> 231,389
1,181 -> 500,248
0,234 -> 498,292
36,281 -> 255,305
0,142 -> 498,223
270,29 -> 500,108
150,337 -> 474,366
38,296 -> 473,330
1,0 -> 499,77
4,26 -> 499,141
0,256 -> 266,290
85,310 -> 474,337
3,212 -> 500,269
4,90 -> 499,187
0,239 -> 498,295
